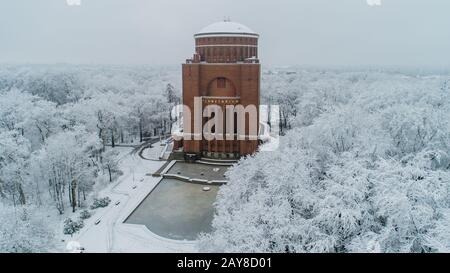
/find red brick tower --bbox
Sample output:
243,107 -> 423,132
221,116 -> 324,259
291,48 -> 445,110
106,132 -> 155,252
177,20 -> 260,159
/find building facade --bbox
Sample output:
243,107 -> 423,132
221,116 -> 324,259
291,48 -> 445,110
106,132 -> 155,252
175,21 -> 261,159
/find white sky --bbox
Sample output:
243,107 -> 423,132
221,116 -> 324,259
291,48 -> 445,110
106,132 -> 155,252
1,0 -> 450,67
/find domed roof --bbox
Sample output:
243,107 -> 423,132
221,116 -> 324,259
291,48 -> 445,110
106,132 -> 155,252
194,21 -> 258,38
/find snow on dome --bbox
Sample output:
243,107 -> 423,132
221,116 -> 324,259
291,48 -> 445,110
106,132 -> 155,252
195,21 -> 258,38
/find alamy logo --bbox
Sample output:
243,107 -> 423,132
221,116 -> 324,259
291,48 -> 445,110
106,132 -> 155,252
66,0 -> 81,6
367,0 -> 382,6
171,98 -> 280,152
66,241 -> 83,253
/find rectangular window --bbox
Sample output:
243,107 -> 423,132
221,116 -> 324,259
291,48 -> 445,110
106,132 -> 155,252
217,78 -> 226,88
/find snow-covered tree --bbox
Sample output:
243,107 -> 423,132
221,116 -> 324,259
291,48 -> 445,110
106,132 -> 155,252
0,205 -> 55,253
32,128 -> 101,213
200,68 -> 450,253
101,149 -> 121,183
0,131 -> 31,206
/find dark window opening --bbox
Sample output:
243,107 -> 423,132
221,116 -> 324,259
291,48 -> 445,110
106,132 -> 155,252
217,78 -> 226,88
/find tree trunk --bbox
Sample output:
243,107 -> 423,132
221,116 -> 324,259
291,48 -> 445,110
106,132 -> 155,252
279,110 -> 283,134
168,110 -> 174,135
71,179 -> 77,213
0,178 -> 6,199
55,183 -> 64,214
77,189 -> 81,208
16,182 -> 26,205
139,119 -> 143,142
37,125 -> 46,143
111,129 -> 115,148
108,165 -> 112,182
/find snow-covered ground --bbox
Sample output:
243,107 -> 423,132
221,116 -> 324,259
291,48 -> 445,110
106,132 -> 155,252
65,145 -> 197,253
141,140 -> 169,160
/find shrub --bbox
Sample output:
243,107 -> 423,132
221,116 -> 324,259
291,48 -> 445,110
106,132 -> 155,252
90,197 -> 111,209
79,210 -> 91,220
63,218 -> 84,236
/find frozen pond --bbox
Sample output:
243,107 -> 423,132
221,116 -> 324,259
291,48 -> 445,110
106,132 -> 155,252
125,178 -> 220,240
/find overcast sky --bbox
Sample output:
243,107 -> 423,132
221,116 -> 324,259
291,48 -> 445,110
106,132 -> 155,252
1,0 -> 450,67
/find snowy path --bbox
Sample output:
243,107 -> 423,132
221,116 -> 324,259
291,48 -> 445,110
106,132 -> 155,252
68,145 -> 197,253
